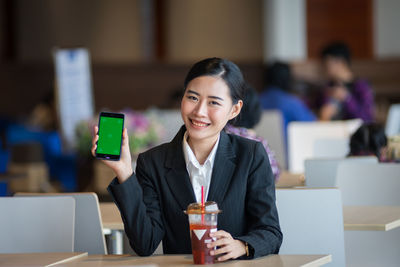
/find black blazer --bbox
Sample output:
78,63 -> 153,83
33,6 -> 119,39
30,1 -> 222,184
108,126 -> 282,258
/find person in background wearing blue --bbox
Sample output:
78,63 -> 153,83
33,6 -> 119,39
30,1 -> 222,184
259,62 -> 317,140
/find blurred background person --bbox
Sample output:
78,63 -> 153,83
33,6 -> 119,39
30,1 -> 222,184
318,42 -> 375,121
348,122 -> 388,162
225,85 -> 280,180
259,62 -> 317,141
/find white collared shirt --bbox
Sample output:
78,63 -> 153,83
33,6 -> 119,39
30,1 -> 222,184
182,131 -> 220,203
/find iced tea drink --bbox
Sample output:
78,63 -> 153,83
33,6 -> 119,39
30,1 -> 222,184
185,201 -> 221,265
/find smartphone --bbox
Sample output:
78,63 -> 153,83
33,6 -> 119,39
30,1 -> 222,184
95,112 -> 125,161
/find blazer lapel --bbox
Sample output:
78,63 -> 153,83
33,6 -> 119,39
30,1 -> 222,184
164,126 -> 196,210
207,131 -> 236,204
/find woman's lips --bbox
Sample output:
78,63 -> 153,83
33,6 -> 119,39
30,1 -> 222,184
190,119 -> 210,128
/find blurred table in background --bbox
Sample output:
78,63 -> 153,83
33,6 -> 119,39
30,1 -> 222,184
343,206 -> 400,231
343,206 -> 400,266
275,171 -> 305,188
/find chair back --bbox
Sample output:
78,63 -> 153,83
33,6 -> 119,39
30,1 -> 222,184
312,138 -> 349,158
254,110 -> 286,168
276,188 -> 346,267
0,196 -> 75,253
385,103 -> 400,136
15,192 -> 107,254
305,156 -> 378,187
287,119 -> 362,172
336,162 -> 400,205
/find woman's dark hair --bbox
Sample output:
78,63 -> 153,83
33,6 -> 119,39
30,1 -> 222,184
321,42 -> 352,65
265,62 -> 292,92
349,122 -> 387,159
183,57 -> 245,104
232,84 -> 262,129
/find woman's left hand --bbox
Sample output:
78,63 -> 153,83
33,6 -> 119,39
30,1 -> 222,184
208,230 -> 246,261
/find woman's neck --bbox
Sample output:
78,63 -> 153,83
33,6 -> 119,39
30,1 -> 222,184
187,134 -> 219,165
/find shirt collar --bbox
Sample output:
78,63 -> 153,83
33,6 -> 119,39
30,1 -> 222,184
182,131 -> 220,170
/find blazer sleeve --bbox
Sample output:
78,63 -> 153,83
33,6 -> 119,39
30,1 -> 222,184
235,141 -> 283,258
107,153 -> 165,256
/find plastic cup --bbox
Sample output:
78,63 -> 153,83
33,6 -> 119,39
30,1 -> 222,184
185,201 -> 221,265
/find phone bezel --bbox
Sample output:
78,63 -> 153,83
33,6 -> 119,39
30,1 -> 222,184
95,111 -> 125,161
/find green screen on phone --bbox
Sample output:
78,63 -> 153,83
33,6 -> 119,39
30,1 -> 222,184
97,116 -> 124,156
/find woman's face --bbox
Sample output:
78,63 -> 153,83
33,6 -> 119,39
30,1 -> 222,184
181,75 -> 242,145
323,56 -> 347,81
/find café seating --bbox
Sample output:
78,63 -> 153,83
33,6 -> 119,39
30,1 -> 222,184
0,196 -> 75,253
276,188 -> 345,267
15,192 -> 107,254
254,110 -> 286,169
305,156 -> 378,187
335,162 -> 400,267
335,162 -> 400,205
312,138 -> 349,158
287,119 -> 362,173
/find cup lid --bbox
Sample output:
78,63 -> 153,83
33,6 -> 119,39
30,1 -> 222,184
184,201 -> 222,214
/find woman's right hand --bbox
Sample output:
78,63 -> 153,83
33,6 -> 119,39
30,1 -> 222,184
91,126 -> 133,183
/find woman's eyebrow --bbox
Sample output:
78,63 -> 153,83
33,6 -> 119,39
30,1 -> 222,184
208,96 -> 224,101
187,89 -> 199,96
187,89 -> 224,101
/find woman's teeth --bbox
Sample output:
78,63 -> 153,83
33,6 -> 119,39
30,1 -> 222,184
191,120 -> 208,127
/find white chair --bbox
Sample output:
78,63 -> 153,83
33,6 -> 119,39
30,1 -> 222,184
288,119 -> 362,173
305,156 -> 378,187
344,228 -> 400,267
0,196 -> 75,253
335,162 -> 400,267
335,162 -> 400,206
312,138 -> 349,158
15,192 -> 107,254
276,188 -> 346,267
385,103 -> 400,136
254,110 -> 286,169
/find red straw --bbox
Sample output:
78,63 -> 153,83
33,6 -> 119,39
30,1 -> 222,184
201,186 -> 205,224
201,186 -> 205,206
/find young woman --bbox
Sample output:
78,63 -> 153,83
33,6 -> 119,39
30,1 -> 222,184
91,58 -> 282,261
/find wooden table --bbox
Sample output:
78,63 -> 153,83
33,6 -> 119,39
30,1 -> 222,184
0,252 -> 87,267
275,171 -> 305,188
59,254 -> 332,267
343,206 -> 400,231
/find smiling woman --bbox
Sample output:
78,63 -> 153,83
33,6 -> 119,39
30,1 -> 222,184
91,57 -> 282,261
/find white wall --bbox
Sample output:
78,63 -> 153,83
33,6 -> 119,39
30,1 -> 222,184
263,0 -> 306,62
374,0 -> 400,58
